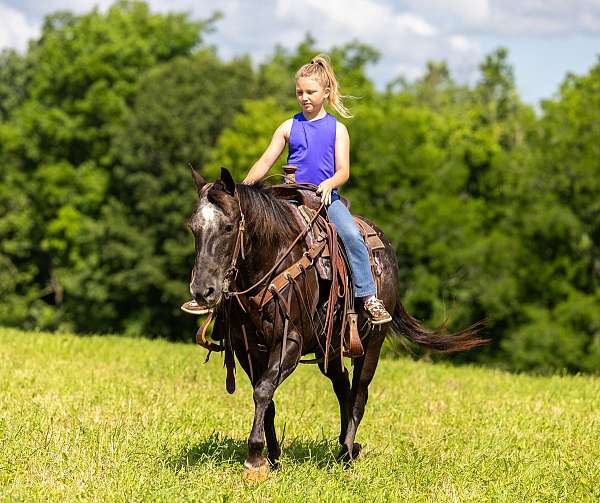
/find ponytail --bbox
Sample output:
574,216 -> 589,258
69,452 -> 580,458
295,54 -> 353,118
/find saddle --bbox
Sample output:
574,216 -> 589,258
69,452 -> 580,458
269,182 -> 352,211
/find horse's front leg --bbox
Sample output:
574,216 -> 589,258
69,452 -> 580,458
231,340 -> 282,468
244,332 -> 301,479
264,400 -> 280,467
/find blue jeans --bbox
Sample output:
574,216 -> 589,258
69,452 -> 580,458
326,199 -> 376,298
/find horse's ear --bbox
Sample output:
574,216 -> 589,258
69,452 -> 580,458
191,168 -> 207,194
220,167 -> 236,196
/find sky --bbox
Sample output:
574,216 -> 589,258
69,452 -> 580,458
1,0 -> 599,104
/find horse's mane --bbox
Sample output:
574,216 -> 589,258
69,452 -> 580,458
207,182 -> 299,250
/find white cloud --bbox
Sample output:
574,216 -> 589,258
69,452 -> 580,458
1,0 -> 597,95
449,34 -> 471,51
0,0 -> 482,86
277,0 -> 436,38
395,12 -> 437,36
404,0 -> 491,25
400,0 -> 600,35
2,0 -> 114,17
0,3 -> 40,52
581,11 -> 600,31
273,0 -> 473,82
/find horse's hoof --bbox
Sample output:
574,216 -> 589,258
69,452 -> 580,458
336,442 -> 362,464
267,446 -> 281,470
243,461 -> 270,483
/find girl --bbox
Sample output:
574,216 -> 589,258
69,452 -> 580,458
184,55 -> 391,324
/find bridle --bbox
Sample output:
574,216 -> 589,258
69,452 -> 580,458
221,197 -> 246,296
193,182 -> 325,357
195,180 -> 324,303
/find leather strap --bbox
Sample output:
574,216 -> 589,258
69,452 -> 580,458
225,346 -> 236,394
229,201 -> 325,298
195,309 -> 221,352
242,324 -> 254,383
354,217 -> 384,296
224,300 -> 236,394
249,240 -> 327,309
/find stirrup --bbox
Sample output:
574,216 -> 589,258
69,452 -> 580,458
344,313 -> 364,357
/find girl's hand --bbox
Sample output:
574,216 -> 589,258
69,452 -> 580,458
316,179 -> 335,206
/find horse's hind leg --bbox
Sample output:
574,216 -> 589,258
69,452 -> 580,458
342,328 -> 386,463
318,360 -> 352,456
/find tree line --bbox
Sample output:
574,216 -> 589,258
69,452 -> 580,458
1,1 -> 598,373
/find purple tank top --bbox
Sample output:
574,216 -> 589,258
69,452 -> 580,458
287,112 -> 339,200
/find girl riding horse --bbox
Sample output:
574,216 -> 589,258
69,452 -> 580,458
182,54 -> 391,324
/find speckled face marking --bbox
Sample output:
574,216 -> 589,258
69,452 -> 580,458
188,192 -> 239,307
201,203 -> 219,225
192,197 -> 225,256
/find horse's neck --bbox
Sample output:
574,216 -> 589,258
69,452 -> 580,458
239,238 -> 304,289
236,209 -> 304,292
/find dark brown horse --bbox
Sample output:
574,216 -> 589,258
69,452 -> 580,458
188,168 -> 486,479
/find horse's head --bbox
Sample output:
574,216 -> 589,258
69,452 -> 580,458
187,167 -> 241,310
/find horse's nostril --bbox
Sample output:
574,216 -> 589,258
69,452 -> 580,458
203,287 -> 215,299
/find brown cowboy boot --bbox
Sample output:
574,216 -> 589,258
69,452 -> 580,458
363,296 -> 392,325
180,299 -> 210,315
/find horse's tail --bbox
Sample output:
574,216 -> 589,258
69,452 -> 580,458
390,301 -> 488,352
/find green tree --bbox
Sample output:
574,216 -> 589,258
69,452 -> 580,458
0,1 -> 214,331
0,49 -> 30,122
501,56 -> 600,372
108,50 -> 255,336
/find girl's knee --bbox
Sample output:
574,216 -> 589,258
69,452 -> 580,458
337,221 -> 362,244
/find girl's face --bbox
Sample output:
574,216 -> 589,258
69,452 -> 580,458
295,77 -> 330,114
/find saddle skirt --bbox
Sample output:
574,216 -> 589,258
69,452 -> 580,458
290,204 -> 385,285
268,183 -> 385,275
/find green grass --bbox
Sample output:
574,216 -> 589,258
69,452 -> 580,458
1,328 -> 599,502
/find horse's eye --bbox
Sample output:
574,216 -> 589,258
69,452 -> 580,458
224,224 -> 234,233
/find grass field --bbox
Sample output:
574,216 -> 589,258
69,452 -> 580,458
1,328 -> 599,502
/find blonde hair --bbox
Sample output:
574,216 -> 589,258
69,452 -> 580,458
295,54 -> 352,118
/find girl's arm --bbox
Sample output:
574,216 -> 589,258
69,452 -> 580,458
317,122 -> 350,204
242,120 -> 292,184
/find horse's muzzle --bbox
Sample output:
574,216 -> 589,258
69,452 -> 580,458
190,282 -> 222,310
